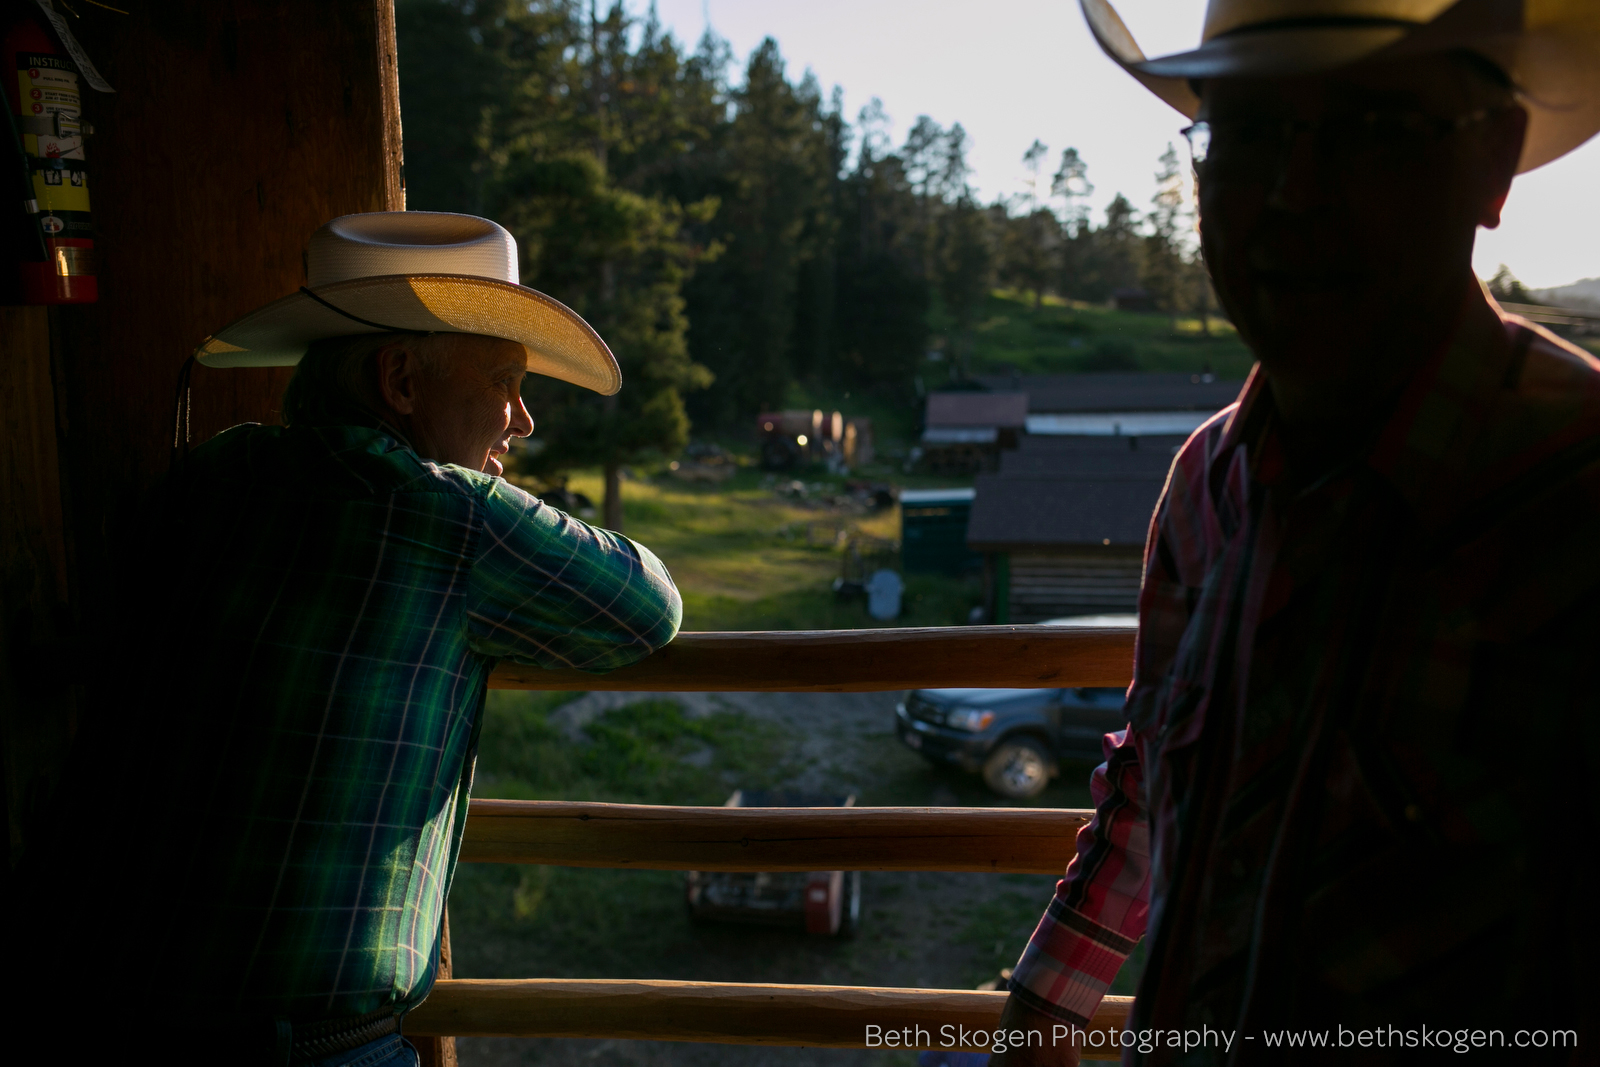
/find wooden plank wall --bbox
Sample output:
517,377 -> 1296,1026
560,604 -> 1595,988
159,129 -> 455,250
1008,549 -> 1145,623
54,0 -> 403,593
0,0 -> 403,908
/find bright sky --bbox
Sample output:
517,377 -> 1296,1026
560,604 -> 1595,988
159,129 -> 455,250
651,0 -> 1600,291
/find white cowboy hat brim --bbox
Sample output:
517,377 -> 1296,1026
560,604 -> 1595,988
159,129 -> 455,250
1082,0 -> 1600,174
196,274 -> 621,396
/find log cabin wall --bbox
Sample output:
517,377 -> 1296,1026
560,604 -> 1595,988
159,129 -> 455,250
1,0 -> 402,869
1005,548 -> 1145,622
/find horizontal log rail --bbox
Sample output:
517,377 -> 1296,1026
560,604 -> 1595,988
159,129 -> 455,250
461,799 -> 1091,872
406,979 -> 1132,1060
441,626 -> 1137,1056
487,624 -> 1137,692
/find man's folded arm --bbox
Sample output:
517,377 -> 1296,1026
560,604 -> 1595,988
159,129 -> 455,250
1007,724 -> 1152,1027
1003,450 -> 1197,1029
465,480 -> 683,671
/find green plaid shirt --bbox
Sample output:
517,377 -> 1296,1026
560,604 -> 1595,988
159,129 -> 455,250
55,419 -> 679,1024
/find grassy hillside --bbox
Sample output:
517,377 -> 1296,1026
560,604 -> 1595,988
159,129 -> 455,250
936,289 -> 1257,381
515,465 -> 983,632
765,291 -> 1259,455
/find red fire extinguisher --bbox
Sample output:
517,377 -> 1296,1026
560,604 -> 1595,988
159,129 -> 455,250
3,15 -> 95,304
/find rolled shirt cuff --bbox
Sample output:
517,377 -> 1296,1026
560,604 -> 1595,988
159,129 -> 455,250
1008,896 -> 1137,1026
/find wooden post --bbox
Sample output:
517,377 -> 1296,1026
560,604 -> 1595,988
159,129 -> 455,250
412,910 -> 457,1067
0,306 -> 74,866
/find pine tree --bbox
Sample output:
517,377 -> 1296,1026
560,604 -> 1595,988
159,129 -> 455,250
1487,264 -> 1539,305
1142,143 -> 1190,328
1079,193 -> 1143,303
936,194 -> 993,378
1051,147 -> 1094,233
397,0 -> 713,531
1051,147 -> 1094,299
831,99 -> 930,392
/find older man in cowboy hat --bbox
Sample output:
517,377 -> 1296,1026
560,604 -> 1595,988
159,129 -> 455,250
993,2 -> 1600,1065
32,212 -> 681,1065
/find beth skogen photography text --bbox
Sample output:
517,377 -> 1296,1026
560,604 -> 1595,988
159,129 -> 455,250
863,1023 -> 1583,1057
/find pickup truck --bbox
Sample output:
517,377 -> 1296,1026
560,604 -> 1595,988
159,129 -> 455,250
894,615 -> 1133,798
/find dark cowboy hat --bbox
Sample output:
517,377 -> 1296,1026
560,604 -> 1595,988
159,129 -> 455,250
1082,0 -> 1600,172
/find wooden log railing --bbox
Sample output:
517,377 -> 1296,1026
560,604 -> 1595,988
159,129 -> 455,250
462,799 -> 1090,872
407,979 -> 1135,1053
487,624 -> 1138,692
422,625 -> 1138,1061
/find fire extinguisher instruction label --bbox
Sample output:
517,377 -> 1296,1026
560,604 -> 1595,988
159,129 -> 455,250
18,53 -> 84,159
16,52 -> 89,222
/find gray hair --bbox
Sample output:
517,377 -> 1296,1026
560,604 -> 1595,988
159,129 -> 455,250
281,332 -> 458,426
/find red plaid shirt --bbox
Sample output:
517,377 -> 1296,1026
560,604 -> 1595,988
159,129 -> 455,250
1009,288 -> 1600,1057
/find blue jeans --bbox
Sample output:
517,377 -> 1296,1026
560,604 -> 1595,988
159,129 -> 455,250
302,1033 -> 418,1067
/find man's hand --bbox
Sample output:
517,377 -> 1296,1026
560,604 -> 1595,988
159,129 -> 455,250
987,992 -> 1083,1067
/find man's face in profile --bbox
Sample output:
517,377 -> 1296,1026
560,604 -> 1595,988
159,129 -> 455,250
375,334 -> 535,477
1195,53 -> 1525,402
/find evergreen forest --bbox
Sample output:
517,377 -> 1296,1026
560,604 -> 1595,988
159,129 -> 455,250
395,0 -> 1220,508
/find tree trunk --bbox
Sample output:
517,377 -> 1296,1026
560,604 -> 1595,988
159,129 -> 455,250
602,462 -> 623,532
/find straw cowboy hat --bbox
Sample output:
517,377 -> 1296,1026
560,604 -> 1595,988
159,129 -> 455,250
1082,0 -> 1600,173
196,211 -> 621,395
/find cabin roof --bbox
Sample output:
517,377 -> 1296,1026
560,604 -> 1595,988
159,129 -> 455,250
924,390 -> 1029,428
967,471 -> 1166,549
972,372 -> 1243,414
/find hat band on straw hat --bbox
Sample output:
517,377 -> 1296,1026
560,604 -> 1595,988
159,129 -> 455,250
298,286 -> 432,336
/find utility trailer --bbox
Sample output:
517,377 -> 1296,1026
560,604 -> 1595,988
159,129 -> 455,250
685,790 -> 862,937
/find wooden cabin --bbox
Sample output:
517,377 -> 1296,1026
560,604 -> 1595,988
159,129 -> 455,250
967,435 -> 1182,622
918,389 -> 1027,474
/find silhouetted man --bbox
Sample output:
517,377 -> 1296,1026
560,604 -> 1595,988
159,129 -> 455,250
995,2 -> 1600,1064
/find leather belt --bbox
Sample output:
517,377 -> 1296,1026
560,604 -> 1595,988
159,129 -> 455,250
291,1009 -> 400,1062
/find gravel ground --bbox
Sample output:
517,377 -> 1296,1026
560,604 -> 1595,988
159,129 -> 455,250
544,689 -> 926,798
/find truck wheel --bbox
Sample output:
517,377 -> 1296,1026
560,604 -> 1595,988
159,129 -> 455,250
982,738 -> 1054,799
836,871 -> 862,939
